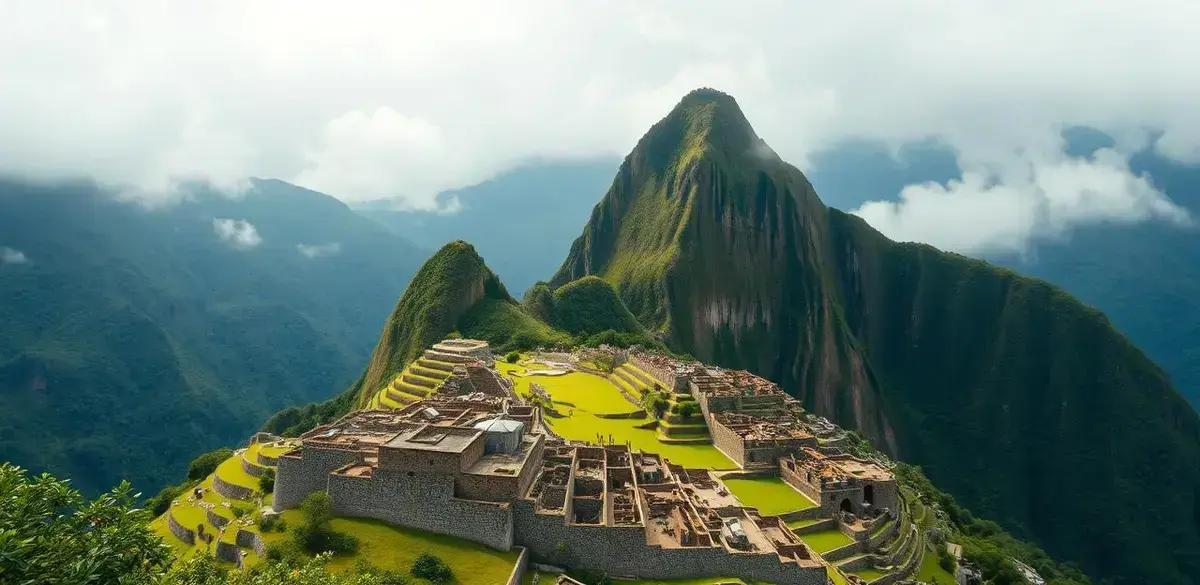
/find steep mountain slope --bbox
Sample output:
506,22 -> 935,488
350,241 -> 571,405
0,179 -> 423,495
552,89 -> 1200,584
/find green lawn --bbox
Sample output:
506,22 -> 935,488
277,510 -> 519,584
916,547 -> 956,584
722,476 -> 815,516
799,528 -> 854,553
215,454 -> 260,494
498,362 -> 735,469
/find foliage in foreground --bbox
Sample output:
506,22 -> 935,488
0,463 -> 172,585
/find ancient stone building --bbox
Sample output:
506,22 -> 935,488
274,394 -> 830,584
780,447 -> 898,518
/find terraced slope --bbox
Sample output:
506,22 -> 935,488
150,437 -> 296,566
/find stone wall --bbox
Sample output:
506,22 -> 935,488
167,512 -> 195,545
328,469 -> 514,551
458,439 -> 545,502
377,434 -> 484,475
241,456 -> 268,478
709,417 -> 746,467
512,500 -> 825,585
236,528 -> 266,556
206,509 -> 231,529
213,473 -> 255,501
274,446 -> 360,510
505,546 -> 529,585
215,541 -> 243,567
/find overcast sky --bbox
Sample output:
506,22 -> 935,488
2,1 -> 1198,255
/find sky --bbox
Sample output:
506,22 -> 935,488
2,0 -> 1199,255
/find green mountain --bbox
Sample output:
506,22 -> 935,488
348,241 -> 574,405
0,178 -> 423,496
524,276 -> 642,336
552,89 -> 1200,585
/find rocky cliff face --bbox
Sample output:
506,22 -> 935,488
553,88 -> 1200,585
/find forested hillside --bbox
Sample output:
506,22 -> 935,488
0,179 -> 423,495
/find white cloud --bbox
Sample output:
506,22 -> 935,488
0,0 -> 1197,230
852,148 -> 1190,255
1,247 -> 29,264
296,242 -> 341,258
212,218 -> 262,249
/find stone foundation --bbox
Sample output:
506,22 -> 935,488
512,501 -> 825,585
327,469 -> 514,551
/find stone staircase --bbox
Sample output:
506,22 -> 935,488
369,348 -> 457,409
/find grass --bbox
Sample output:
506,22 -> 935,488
916,547 -> 956,584
786,517 -> 826,531
498,362 -> 734,469
215,454 -> 260,494
851,568 -> 887,583
798,528 -> 854,554
721,476 -> 815,516
276,510 -> 519,584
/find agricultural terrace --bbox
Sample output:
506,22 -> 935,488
496,360 -> 734,469
153,442 -> 520,582
721,476 -> 817,516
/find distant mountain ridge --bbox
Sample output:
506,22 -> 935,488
551,88 -> 1200,585
0,178 -> 424,495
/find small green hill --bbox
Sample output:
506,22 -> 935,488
526,276 -> 643,336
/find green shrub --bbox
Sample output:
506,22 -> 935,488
410,552 -> 452,583
187,447 -> 234,480
292,492 -> 359,555
676,401 -> 698,419
147,480 -> 193,516
505,351 -> 520,363
260,468 -> 276,493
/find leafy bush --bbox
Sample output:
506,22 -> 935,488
147,480 -> 193,516
0,464 -> 171,584
505,351 -> 520,363
676,401 -> 698,419
642,392 -> 669,419
410,552 -> 452,583
187,447 -> 234,480
260,468 -> 277,493
293,492 -> 359,554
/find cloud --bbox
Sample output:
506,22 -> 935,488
212,218 -> 262,249
1,247 -> 29,265
0,0 -> 1197,224
296,242 -> 341,258
852,148 -> 1190,255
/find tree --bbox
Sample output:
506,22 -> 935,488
188,448 -> 234,480
676,401 -> 698,420
294,492 -> 357,554
0,463 -> 172,584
